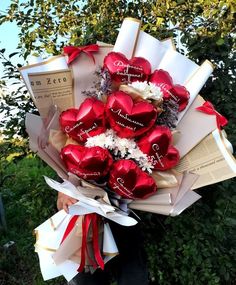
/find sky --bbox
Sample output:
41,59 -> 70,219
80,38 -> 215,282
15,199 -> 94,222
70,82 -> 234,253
0,0 -> 21,78
0,1 -> 21,126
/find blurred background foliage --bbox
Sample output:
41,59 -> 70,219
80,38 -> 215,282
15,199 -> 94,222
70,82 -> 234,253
0,0 -> 235,284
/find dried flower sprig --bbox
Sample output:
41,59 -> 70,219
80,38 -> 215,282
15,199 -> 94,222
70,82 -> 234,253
157,99 -> 179,129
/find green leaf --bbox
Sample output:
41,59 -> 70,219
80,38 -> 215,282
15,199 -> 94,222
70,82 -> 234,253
9,52 -> 19,58
225,218 -> 236,226
216,38 -> 225,45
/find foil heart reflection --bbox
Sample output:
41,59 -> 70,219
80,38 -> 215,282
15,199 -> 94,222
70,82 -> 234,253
106,91 -> 158,138
61,144 -> 113,180
59,98 -> 106,143
137,126 -> 180,171
108,159 -> 157,199
104,52 -> 151,84
150,69 -> 189,112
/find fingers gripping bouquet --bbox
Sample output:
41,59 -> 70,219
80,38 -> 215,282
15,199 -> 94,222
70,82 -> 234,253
21,18 -> 235,282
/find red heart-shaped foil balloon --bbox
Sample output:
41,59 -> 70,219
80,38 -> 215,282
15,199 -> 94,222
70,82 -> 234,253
61,144 -> 113,180
59,98 -> 106,143
149,69 -> 190,112
108,159 -> 157,199
103,52 -> 151,84
106,91 -> 158,138
137,126 -> 180,171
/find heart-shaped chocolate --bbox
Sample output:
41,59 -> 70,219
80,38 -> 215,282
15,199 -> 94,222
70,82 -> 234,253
103,52 -> 151,84
149,69 -> 189,112
59,98 -> 106,143
108,159 -> 157,199
137,126 -> 180,170
106,91 -> 158,138
61,144 -> 113,180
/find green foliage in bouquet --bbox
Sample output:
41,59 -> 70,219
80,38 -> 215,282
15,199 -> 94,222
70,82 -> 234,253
0,0 -> 235,284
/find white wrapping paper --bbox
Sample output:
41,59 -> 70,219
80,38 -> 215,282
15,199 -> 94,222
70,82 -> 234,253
34,211 -> 79,281
20,56 -> 68,97
44,176 -> 137,226
35,209 -> 119,281
129,172 -> 201,216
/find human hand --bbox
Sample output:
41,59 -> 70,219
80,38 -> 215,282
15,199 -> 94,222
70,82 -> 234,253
57,192 -> 78,213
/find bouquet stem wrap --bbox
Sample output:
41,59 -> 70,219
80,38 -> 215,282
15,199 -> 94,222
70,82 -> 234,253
58,213 -> 104,272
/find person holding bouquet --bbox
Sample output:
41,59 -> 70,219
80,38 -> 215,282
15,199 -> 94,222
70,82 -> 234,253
57,192 -> 149,285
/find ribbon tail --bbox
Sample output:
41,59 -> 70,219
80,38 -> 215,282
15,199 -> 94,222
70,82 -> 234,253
195,106 -> 215,114
83,50 -> 96,64
92,214 -> 104,270
77,215 -> 88,272
60,215 -> 79,244
217,115 -> 228,129
67,50 -> 81,65
77,214 -> 96,272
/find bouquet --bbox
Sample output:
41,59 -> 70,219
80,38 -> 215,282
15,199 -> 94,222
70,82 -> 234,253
20,18 -> 236,281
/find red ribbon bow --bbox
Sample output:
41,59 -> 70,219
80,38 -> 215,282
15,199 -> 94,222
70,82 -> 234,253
196,101 -> 228,129
63,44 -> 99,64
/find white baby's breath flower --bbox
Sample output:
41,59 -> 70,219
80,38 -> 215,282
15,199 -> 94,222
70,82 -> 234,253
85,136 -> 98,147
130,81 -> 149,92
127,146 -> 154,173
148,82 -> 163,100
86,130 -> 115,149
140,161 -> 154,174
129,81 -> 163,101
114,137 -> 128,157
86,128 -> 153,173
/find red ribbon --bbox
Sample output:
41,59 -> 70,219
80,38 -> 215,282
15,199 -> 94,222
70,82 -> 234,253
63,44 -> 99,64
60,214 -> 104,272
196,101 -> 228,129
91,214 -> 104,270
60,215 -> 79,244
77,213 -> 104,272
78,214 -> 91,272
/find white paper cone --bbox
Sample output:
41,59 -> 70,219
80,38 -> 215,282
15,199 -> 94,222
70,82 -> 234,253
161,38 -> 176,50
135,31 -> 168,71
35,211 -> 70,250
34,211 -> 79,281
28,55 -> 44,64
113,18 -> 141,58
56,260 -> 80,282
175,96 -> 217,157
158,49 -> 199,85
103,223 -> 119,255
178,60 -> 214,123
